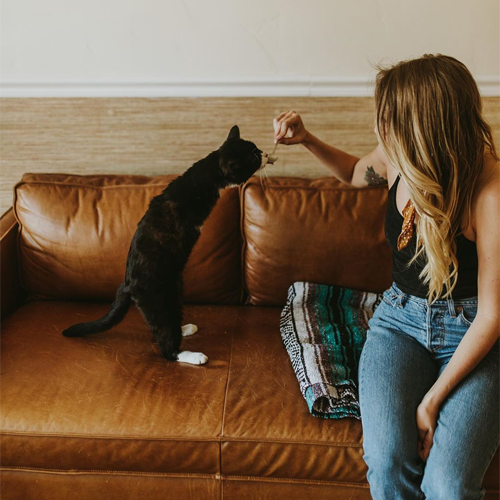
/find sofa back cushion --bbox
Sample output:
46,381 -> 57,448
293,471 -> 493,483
241,177 -> 392,306
14,174 -> 242,304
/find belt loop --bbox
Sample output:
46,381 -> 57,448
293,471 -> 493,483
397,291 -> 408,308
447,297 -> 456,318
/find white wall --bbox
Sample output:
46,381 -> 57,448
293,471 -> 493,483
1,0 -> 499,96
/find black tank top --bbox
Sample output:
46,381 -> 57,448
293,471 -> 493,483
385,175 -> 478,299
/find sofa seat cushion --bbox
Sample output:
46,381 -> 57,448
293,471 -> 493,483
1,301 -> 237,475
1,301 -> 367,485
223,306 -> 368,484
223,307 -> 500,490
2,302 -> 498,490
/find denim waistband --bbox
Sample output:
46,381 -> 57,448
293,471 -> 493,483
389,281 -> 478,306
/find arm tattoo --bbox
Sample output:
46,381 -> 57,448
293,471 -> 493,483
364,166 -> 388,186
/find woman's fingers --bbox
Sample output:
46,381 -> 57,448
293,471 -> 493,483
273,110 -> 307,145
276,113 -> 298,141
417,427 -> 434,462
273,111 -> 288,136
274,111 -> 287,124
274,110 -> 295,138
278,119 -> 292,141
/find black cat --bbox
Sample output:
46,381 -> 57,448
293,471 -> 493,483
63,126 -> 271,365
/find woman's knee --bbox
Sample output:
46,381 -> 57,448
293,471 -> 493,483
420,456 -> 488,500
420,354 -> 499,500
363,446 -> 425,500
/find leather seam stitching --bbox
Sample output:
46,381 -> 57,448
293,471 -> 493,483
0,432 -> 219,442
14,181 -> 172,190
219,315 -> 236,477
0,466 -> 215,478
244,180 -> 385,192
221,438 -> 363,447
221,475 -> 369,487
12,182 -> 29,301
0,466 -> 371,487
1,431 -> 362,447
239,181 -> 250,305
16,178 -> 384,193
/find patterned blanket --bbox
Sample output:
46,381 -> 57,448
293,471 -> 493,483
280,282 -> 382,419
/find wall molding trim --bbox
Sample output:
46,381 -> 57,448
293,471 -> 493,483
1,76 -> 499,98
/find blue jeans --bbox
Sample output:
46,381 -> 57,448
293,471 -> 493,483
358,282 -> 500,499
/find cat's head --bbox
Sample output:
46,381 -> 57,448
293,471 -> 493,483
218,126 -> 266,185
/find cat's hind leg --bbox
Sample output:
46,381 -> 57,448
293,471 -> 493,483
135,285 -> 207,364
177,351 -> 208,365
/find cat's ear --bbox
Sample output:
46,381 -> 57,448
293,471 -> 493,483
227,125 -> 240,140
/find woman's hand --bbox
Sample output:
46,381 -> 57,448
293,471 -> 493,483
273,110 -> 309,145
416,394 -> 440,462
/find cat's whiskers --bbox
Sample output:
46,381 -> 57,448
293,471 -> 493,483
259,167 -> 267,190
263,168 -> 271,190
262,162 -> 273,189
264,168 -> 271,189
255,144 -> 278,191
258,169 -> 265,191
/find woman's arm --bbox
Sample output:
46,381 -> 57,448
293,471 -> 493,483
417,159 -> 500,461
425,160 -> 500,407
273,110 -> 389,187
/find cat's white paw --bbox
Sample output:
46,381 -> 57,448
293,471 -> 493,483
177,351 -> 208,365
181,324 -> 198,337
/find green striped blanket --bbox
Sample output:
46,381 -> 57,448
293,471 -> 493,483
280,282 -> 382,419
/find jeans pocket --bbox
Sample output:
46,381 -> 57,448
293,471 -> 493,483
456,304 -> 477,327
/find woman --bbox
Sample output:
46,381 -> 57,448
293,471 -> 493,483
273,54 -> 499,499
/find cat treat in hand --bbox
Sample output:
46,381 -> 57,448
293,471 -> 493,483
63,126 -> 267,365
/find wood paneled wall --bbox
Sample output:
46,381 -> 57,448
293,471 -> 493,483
1,97 -> 499,214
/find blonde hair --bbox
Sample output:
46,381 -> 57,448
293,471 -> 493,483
374,54 -> 498,303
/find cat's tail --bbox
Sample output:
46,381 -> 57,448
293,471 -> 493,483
62,283 -> 132,337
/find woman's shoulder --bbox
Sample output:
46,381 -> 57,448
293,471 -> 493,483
475,153 -> 500,201
468,153 -> 500,239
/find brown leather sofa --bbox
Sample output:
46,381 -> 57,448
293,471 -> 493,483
1,173 -> 498,499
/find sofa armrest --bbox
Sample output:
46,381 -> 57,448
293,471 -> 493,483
1,209 -> 26,321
